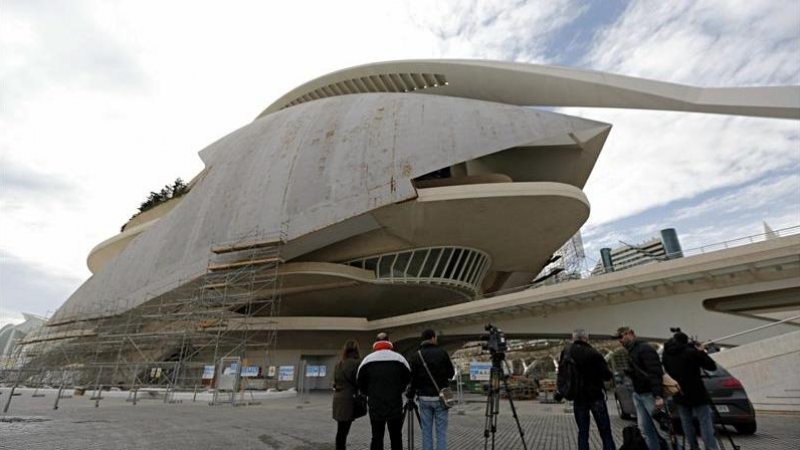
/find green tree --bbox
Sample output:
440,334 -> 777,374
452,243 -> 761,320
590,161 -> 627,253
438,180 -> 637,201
122,177 -> 191,231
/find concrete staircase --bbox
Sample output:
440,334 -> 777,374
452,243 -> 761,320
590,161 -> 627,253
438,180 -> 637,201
711,329 -> 800,413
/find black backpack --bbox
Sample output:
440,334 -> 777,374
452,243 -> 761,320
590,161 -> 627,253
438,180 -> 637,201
556,346 -> 581,401
619,425 -> 648,450
619,425 -> 671,450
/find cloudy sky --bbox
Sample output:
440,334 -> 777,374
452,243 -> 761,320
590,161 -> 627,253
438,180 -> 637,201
1,0 -> 798,326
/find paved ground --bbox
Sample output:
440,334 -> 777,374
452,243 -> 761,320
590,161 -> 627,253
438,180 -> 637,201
1,388 -> 798,449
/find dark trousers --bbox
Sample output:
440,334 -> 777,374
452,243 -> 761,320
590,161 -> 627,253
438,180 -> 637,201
336,420 -> 353,450
573,398 -> 616,450
370,415 -> 404,450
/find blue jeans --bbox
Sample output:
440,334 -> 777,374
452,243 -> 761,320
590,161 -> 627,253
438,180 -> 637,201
678,404 -> 719,450
419,398 -> 448,450
632,392 -> 663,450
573,398 -> 616,450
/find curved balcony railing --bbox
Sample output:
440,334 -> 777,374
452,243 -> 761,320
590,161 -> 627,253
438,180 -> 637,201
344,246 -> 491,296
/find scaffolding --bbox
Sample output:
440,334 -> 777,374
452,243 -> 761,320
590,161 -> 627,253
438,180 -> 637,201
533,231 -> 586,286
3,230 -> 285,411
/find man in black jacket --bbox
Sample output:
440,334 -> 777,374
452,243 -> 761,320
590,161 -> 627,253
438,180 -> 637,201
662,331 -> 719,450
615,326 -> 666,450
557,329 -> 616,450
358,338 -> 411,450
408,329 -> 455,450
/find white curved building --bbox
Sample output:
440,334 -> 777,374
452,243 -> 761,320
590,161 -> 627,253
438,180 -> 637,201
22,60 -> 799,388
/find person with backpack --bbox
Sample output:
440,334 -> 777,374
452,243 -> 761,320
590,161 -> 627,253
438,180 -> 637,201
615,326 -> 667,450
555,329 -> 616,450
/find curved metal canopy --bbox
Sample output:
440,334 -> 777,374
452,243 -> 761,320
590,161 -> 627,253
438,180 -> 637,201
258,59 -> 800,120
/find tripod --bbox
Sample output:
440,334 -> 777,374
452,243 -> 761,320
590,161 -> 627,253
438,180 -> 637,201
709,401 -> 740,450
483,352 -> 529,450
655,403 -> 682,450
697,369 -> 740,450
403,398 -> 422,450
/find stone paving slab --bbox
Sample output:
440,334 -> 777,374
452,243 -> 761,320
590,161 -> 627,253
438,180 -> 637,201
1,389 -> 798,449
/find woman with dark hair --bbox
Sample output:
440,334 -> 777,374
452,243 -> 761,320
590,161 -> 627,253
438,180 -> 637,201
333,339 -> 361,450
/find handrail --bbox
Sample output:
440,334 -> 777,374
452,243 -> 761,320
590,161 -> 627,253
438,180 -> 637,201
589,224 -> 800,276
673,224 -> 800,259
706,313 -> 800,345
344,246 -> 492,296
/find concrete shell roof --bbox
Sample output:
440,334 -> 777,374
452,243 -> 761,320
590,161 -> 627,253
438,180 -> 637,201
51,93 -> 609,323
258,59 -> 800,120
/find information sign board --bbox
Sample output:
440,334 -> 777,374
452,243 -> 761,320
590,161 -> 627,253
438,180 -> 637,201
469,362 -> 492,381
201,365 -> 215,380
278,365 -> 295,381
241,366 -> 260,377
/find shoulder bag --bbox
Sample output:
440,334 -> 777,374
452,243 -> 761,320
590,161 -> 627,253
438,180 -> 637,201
341,359 -> 367,419
352,392 -> 368,418
418,350 -> 457,409
629,356 -> 681,398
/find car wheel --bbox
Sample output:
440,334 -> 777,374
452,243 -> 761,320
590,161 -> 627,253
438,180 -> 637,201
734,422 -> 757,435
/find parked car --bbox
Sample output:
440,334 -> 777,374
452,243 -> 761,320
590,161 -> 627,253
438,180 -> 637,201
613,365 -> 757,435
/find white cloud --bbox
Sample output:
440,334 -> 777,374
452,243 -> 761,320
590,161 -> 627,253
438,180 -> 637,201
565,0 -> 800,227
584,0 -> 800,86
571,109 -> 800,226
0,251 -> 83,323
672,172 -> 800,222
407,0 -> 587,62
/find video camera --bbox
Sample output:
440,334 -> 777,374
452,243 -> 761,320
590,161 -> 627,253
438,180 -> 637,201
481,324 -> 508,355
670,326 -> 700,343
670,327 -> 719,353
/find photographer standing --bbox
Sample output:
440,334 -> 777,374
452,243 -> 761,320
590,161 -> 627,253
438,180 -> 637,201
662,331 -> 719,450
557,329 -> 616,450
408,329 -> 455,450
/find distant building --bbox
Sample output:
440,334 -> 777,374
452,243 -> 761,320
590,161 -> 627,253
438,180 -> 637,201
0,313 -> 45,369
592,228 -> 683,275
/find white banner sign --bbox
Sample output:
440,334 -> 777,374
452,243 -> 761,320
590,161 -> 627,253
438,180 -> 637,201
469,362 -> 492,381
278,365 -> 295,381
201,365 -> 215,380
241,366 -> 260,377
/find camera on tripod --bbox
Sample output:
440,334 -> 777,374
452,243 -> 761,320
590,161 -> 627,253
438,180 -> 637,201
481,324 -> 508,355
479,324 -> 528,450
